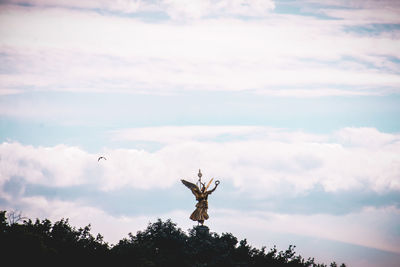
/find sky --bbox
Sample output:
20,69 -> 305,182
0,0 -> 400,266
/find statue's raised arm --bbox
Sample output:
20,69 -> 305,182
207,180 -> 220,195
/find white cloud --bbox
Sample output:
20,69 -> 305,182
162,0 -> 212,19
0,142 -> 95,196
212,206 -> 400,255
162,0 -> 275,19
217,0 -> 275,16
4,0 -> 144,13
0,6 -> 399,96
0,88 -> 24,95
321,8 -> 400,24
4,0 -> 275,19
1,127 -> 399,194
111,125 -> 271,143
309,0 -> 400,24
334,127 -> 399,148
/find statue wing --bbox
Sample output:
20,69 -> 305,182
181,179 -> 201,197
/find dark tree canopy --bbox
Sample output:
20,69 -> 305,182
0,211 -> 346,267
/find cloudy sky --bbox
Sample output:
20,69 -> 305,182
1,0 -> 400,266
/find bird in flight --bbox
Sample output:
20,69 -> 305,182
98,156 -> 107,162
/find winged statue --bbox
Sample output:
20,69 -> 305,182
181,169 -> 220,225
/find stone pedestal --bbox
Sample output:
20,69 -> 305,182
193,225 -> 210,237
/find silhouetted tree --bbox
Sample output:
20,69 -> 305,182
112,219 -> 188,267
0,210 -> 345,267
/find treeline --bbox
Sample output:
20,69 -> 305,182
0,211 -> 345,267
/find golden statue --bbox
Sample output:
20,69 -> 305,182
181,169 -> 220,225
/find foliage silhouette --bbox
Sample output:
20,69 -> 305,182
0,211 -> 346,267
